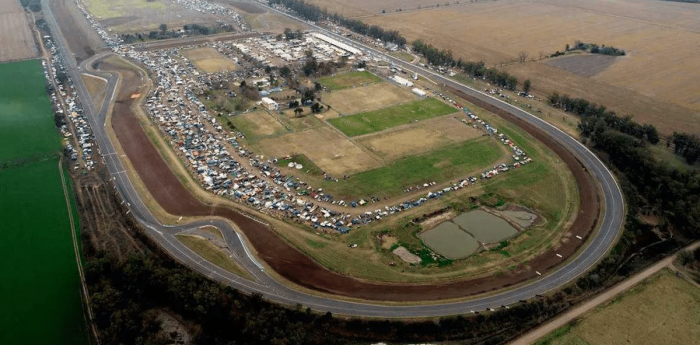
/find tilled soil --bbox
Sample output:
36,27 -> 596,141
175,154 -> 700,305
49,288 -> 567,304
106,60 -> 599,301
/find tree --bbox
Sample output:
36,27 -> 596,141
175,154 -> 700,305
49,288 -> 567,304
294,107 -> 304,117
523,79 -> 531,94
159,24 -> 168,32
280,66 -> 291,78
310,102 -> 323,113
315,82 -> 323,91
518,51 -> 529,63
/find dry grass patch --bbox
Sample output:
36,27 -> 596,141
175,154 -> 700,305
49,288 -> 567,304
358,116 -> 482,160
324,82 -> 417,115
177,234 -> 251,280
254,125 -> 382,176
182,47 -> 237,73
230,111 -> 287,138
537,269 -> 700,345
364,0 -> 700,134
81,73 -> 107,110
243,12 -> 308,33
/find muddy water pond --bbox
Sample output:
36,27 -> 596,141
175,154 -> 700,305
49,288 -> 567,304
419,210 -> 519,259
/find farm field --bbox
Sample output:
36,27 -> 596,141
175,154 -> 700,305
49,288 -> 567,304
358,116 -> 482,160
328,97 -> 457,136
0,60 -> 61,162
85,0 -> 216,33
243,11 -> 308,33
536,269 -> 700,345
361,0 -> 700,135
182,47 -> 237,73
323,82 -> 417,115
0,60 -> 89,344
0,0 -> 37,62
318,70 -> 383,90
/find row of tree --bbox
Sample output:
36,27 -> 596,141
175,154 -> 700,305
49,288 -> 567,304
412,40 -> 520,90
268,0 -> 406,46
567,41 -> 626,56
548,93 -> 660,144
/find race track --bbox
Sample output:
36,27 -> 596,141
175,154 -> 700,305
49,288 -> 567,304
42,0 -> 624,317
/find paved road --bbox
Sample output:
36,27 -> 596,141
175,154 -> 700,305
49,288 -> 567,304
42,0 -> 625,317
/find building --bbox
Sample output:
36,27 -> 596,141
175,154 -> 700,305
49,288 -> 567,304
391,75 -> 414,87
311,32 -> 363,56
261,97 -> 278,111
412,88 -> 427,97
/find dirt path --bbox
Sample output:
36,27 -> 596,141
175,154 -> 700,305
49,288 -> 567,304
511,241 -> 700,345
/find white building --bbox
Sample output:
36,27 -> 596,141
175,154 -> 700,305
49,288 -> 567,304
261,97 -> 278,111
391,75 -> 414,87
311,32 -> 363,56
412,88 -> 427,97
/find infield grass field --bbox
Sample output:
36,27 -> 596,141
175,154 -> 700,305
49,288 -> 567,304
319,70 -> 382,91
177,235 -> 251,280
328,97 -> 457,136
318,137 -> 503,199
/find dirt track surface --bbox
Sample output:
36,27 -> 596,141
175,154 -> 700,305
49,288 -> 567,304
107,60 -> 599,301
50,0 -> 100,63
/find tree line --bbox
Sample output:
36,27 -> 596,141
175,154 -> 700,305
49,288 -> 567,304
548,93 -> 660,144
568,40 -> 626,56
268,0 -> 406,46
412,40 -> 519,90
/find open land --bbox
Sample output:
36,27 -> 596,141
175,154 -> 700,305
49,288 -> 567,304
362,0 -> 700,135
254,125 -> 382,176
86,0 -> 216,33
51,0 -> 103,63
357,116 -> 482,160
182,47 -> 237,73
328,97 -> 457,136
230,110 -> 287,138
323,81 -> 417,115
0,0 -> 37,62
243,11 -> 308,33
0,60 -> 89,344
319,70 -> 383,90
177,234 -> 251,279
81,73 -> 107,110
535,269 -> 700,345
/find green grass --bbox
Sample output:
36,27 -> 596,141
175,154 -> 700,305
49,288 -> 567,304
0,60 -> 61,163
86,0 -> 166,19
177,235 -> 251,280
318,137 -> 503,199
278,154 -> 323,175
328,98 -> 456,136
0,60 -> 89,344
318,70 -> 382,91
649,144 -> 699,172
0,159 -> 90,345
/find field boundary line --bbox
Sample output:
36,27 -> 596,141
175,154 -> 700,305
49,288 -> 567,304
58,158 -> 101,345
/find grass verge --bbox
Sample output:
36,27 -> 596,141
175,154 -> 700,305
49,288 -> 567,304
177,234 -> 252,280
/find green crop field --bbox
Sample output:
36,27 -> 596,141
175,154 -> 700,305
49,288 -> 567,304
318,70 -> 382,90
328,98 -> 457,136
0,160 -> 89,345
0,60 -> 89,345
0,60 -> 61,163
318,137 -> 503,199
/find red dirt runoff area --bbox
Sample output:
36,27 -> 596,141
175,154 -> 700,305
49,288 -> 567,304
108,60 -> 599,301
